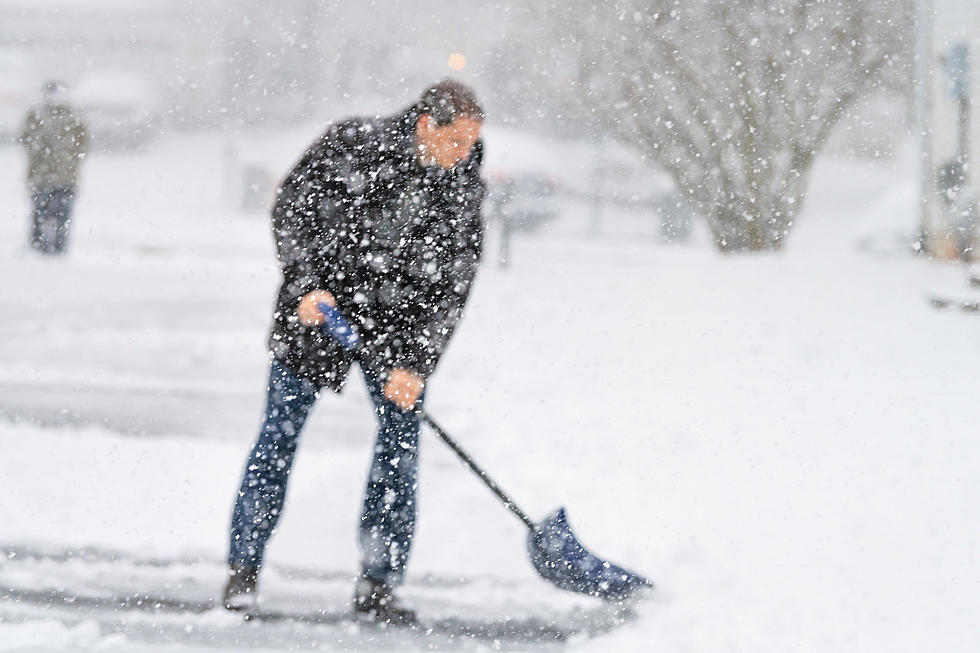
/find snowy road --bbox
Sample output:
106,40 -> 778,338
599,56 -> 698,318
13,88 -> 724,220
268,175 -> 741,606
1,132 -> 979,651
0,541 -> 636,650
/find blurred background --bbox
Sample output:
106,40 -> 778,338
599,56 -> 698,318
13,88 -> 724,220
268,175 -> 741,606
0,0 -> 939,253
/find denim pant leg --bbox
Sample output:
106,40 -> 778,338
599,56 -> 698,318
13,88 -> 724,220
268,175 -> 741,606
30,191 -> 50,252
30,188 -> 73,254
51,189 -> 74,254
229,361 -> 318,568
359,372 -> 424,587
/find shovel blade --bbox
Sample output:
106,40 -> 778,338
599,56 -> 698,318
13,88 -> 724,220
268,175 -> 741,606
528,508 -> 653,602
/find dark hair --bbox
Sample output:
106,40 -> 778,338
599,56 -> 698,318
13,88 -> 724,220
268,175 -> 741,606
417,79 -> 485,126
43,80 -> 67,94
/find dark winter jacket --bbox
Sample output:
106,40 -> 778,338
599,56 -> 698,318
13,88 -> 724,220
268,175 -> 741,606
268,105 -> 486,391
20,102 -> 88,191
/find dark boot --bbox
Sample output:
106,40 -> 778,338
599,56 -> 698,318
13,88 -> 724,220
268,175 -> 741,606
222,565 -> 259,611
352,574 -> 416,626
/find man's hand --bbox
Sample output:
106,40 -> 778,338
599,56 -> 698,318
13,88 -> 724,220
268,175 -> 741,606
297,290 -> 336,326
299,291 -> 422,410
384,368 -> 425,412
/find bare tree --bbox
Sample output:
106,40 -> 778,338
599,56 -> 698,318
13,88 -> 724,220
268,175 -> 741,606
535,1 -> 911,251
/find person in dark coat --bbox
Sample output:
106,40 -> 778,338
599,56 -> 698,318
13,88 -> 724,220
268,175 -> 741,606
224,80 -> 486,624
19,80 -> 88,255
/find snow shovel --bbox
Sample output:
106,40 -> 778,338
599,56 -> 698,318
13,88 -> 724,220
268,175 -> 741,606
318,302 -> 653,602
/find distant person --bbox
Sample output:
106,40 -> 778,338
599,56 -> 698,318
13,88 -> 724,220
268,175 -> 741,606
223,80 -> 486,624
19,80 -> 88,255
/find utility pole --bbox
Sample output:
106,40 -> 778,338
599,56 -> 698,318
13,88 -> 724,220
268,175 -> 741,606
916,0 -> 936,253
949,42 -> 970,173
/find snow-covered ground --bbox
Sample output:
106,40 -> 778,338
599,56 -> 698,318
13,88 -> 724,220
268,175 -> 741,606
0,126 -> 978,652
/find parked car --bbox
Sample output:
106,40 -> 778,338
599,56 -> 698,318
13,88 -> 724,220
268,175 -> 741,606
487,171 -> 560,233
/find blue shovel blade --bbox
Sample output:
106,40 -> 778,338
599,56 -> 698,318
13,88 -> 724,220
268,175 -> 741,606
317,302 -> 361,350
528,508 -> 653,602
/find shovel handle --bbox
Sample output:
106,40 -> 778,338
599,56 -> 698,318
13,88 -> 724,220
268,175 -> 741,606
317,302 -> 361,350
418,411 -> 537,532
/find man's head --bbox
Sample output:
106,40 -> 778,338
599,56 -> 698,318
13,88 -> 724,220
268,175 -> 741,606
42,80 -> 69,105
415,80 -> 484,170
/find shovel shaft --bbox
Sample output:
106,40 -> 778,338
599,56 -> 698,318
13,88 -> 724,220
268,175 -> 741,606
418,410 -> 537,532
316,302 -> 537,532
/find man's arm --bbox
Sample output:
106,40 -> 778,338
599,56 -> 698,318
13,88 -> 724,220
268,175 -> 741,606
272,193 -> 338,302
404,225 -> 484,377
358,186 -> 484,411
74,113 -> 89,156
19,109 -> 39,149
379,176 -> 486,382
272,120 -> 374,313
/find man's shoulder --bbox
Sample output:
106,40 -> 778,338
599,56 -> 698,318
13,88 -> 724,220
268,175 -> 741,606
316,108 -> 413,157
289,117 -> 379,177
26,104 -> 83,127
320,115 -> 378,148
23,104 -> 44,122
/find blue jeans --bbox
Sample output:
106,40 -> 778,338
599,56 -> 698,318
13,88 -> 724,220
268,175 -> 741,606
229,361 -> 423,587
31,187 -> 74,254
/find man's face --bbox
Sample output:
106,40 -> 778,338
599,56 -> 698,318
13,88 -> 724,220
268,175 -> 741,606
416,115 -> 482,169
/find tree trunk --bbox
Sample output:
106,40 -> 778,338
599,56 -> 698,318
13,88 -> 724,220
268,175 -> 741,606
709,197 -> 797,253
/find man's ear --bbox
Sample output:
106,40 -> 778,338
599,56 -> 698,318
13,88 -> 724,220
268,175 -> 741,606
417,114 -> 433,132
